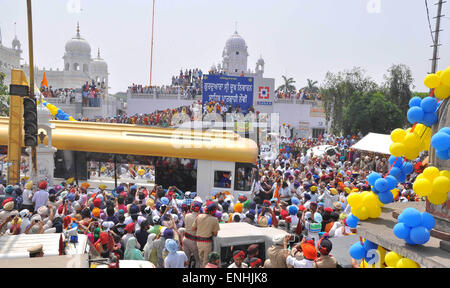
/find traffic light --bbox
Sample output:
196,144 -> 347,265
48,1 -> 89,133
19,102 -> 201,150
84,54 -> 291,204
23,97 -> 38,146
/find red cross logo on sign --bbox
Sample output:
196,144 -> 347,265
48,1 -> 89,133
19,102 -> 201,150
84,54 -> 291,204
258,86 -> 270,99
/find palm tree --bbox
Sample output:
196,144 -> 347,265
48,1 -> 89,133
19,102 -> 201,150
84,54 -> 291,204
303,79 -> 319,93
276,76 -> 296,95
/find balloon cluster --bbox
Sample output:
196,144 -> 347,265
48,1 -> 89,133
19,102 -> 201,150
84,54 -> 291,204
359,246 -> 387,268
40,101 -> 76,121
387,156 -> 414,183
389,124 -> 431,160
349,239 -> 382,264
393,208 -> 435,245
424,68 -> 450,99
368,172 -> 397,204
347,191 -> 383,220
413,166 -> 450,205
431,127 -> 450,160
407,96 -> 439,127
384,251 -> 421,268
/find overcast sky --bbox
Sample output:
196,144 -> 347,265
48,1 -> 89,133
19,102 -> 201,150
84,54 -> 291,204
1,0 -> 449,94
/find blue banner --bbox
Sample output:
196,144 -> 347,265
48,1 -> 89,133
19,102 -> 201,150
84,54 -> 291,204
202,74 -> 254,113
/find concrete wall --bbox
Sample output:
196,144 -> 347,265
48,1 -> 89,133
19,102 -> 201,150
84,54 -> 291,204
126,97 -> 195,115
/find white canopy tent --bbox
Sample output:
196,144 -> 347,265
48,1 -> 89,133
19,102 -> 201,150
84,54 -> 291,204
351,133 -> 392,155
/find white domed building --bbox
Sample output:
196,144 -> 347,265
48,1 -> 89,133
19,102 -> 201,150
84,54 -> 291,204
0,22 -> 118,118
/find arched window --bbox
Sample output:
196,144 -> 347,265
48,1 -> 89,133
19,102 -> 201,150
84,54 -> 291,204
83,64 -> 89,72
73,63 -> 80,71
65,63 -> 70,71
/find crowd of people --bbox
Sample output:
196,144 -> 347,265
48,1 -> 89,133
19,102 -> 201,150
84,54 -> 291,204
82,80 -> 106,107
40,87 -> 77,104
0,127 -> 427,268
276,90 -> 322,101
128,68 -> 204,100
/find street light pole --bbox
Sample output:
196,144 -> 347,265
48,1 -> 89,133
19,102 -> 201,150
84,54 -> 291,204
26,0 -> 38,185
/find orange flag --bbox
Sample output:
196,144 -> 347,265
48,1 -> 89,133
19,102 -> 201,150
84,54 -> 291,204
41,72 -> 48,88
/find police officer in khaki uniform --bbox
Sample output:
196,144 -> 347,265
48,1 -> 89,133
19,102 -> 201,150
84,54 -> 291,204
315,237 -> 338,268
191,201 -> 220,268
28,244 -> 44,258
264,234 -> 288,268
183,201 -> 202,268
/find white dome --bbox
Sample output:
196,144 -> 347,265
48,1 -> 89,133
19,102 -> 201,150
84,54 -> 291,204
90,49 -> 107,71
64,24 -> 91,57
225,31 -> 247,50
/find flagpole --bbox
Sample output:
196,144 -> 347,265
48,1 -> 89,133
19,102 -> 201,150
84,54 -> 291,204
149,0 -> 155,87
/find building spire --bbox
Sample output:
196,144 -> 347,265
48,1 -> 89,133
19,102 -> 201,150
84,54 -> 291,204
76,21 -> 80,37
97,47 -> 101,58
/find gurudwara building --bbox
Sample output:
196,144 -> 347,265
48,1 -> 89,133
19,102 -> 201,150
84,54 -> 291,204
0,23 -> 119,119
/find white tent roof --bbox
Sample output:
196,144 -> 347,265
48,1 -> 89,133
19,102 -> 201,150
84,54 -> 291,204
351,133 -> 392,155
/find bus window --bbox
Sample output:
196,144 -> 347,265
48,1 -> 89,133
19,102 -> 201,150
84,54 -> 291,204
214,171 -> 232,188
234,163 -> 255,191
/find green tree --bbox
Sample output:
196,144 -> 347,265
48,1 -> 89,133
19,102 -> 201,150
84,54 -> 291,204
383,64 -> 414,127
343,91 -> 403,135
320,67 -> 377,135
0,72 -> 9,116
303,79 -> 319,93
276,75 -> 296,94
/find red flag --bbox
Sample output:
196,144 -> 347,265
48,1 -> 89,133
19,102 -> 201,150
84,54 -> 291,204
271,208 -> 278,228
59,234 -> 65,255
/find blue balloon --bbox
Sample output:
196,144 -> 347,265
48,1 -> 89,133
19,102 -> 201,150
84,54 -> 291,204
363,240 -> 378,251
441,127 -> 450,135
402,162 -> 414,175
422,112 -> 438,127
393,223 -> 411,240
436,149 -> 450,160
346,213 -> 359,228
421,97 -> 437,113
389,167 -> 402,178
371,186 -> 380,194
349,242 -> 366,260
398,207 -> 422,227
385,175 -> 398,190
410,226 -> 430,245
420,212 -> 435,230
378,191 -> 394,204
388,156 -> 403,168
374,178 -> 389,192
368,172 -> 381,186
407,106 -> 424,124
397,172 -> 407,184
431,132 -> 450,151
404,234 -> 416,245
409,96 -> 422,108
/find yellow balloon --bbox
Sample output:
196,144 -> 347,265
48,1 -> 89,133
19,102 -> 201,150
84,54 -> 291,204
390,128 -> 406,143
390,142 -> 406,157
403,133 -> 420,149
428,190 -> 448,205
363,193 -> 378,207
352,205 -> 369,220
433,176 -> 450,194
385,251 -> 402,268
437,70 -> 443,77
367,205 -> 381,219
347,193 -> 363,208
424,73 -> 441,88
440,67 -> 450,86
423,166 -> 441,181
440,170 -> 450,179
396,258 -> 420,268
413,178 -> 433,197
435,84 -> 450,100
404,146 -> 421,160
391,188 -> 399,199
377,246 -> 386,265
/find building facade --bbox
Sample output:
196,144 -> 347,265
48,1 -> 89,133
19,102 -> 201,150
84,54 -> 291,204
0,23 -> 118,119
126,30 -> 329,138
